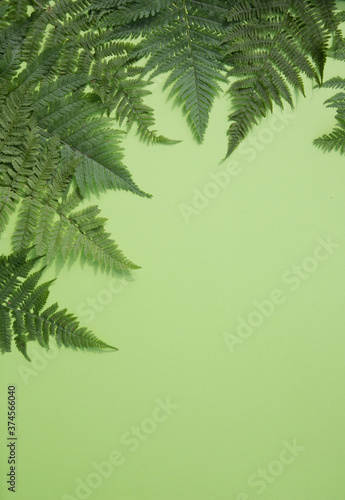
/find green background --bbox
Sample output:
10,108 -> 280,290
1,53 -> 345,500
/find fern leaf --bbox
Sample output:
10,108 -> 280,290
140,0 -> 227,142
107,0 -> 172,25
32,74 -> 91,113
0,249 -> 118,359
0,87 -> 33,158
34,204 -> 55,256
13,309 -> 30,360
35,93 -> 151,196
57,189 -> 83,215
20,4 -> 51,63
11,47 -> 61,92
0,44 -> 22,85
314,54 -> 345,156
12,196 -> 40,251
224,0 -> 337,157
0,187 -> 19,233
61,222 -> 79,260
10,267 -> 46,308
99,0 -> 229,142
45,218 -> 69,264
0,123 -> 40,234
64,205 -> 140,270
0,252 -> 38,303
314,126 -> 345,154
91,57 -> 179,144
8,138 -> 140,270
0,307 -> 12,354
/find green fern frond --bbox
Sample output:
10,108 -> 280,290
0,123 -> 40,234
20,3 -> 51,63
315,9 -> 345,152
32,74 -> 91,112
16,0 -> 170,144
313,35 -> 345,157
91,58 -> 179,144
224,0 -> 337,157
322,76 -> 345,91
97,0 -> 229,38
0,12 -> 31,50
34,90 -> 151,196
5,0 -> 33,22
12,197 -> 41,251
0,44 -> 22,85
315,129 -> 345,155
0,187 -> 19,232
88,0 -> 134,23
0,5 -> 10,30
0,97 -> 138,270
75,33 -> 176,143
0,249 -> 117,361
11,46 -> 61,91
0,83 -> 39,238
98,0 -> 229,143
0,307 -> 12,354
7,137 -> 139,271
57,189 -> 84,215
66,204 -> 140,270
102,0 -> 173,30
0,86 -> 33,158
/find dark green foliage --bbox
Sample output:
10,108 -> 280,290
89,0 -> 338,155
313,18 -> 345,154
223,0 -> 337,157
0,2 -> 148,271
4,0 -> 336,157
0,0 -> 152,360
92,0 -> 231,143
0,249 -> 117,361
314,75 -> 345,154
35,90 -> 150,197
0,27 -> 151,199
16,0 -> 173,144
89,49 -> 180,144
0,121 -> 140,270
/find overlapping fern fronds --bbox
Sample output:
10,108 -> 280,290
223,0 -> 338,157
0,7 -> 153,197
0,249 -> 117,361
0,115 -> 139,271
88,0 -> 338,154
0,3 -> 147,272
313,21 -> 345,155
14,0 -> 173,144
1,0 -> 344,364
93,0 -> 231,143
314,76 -> 345,154
89,50 -> 180,144
34,88 -> 150,197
